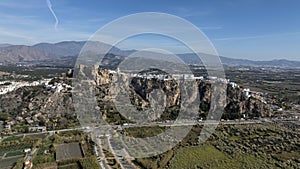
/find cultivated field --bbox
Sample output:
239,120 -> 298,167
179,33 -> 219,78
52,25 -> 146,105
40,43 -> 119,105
0,156 -> 23,169
55,143 -> 83,161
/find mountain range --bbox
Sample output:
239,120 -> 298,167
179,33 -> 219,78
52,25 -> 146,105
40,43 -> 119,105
0,41 -> 299,68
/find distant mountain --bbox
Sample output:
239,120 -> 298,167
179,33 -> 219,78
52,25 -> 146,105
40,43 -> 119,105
219,56 -> 300,68
33,41 -> 135,57
0,41 -> 134,64
32,41 -> 85,57
0,45 -> 54,64
176,53 -> 300,68
0,41 -> 299,68
176,54 -> 300,68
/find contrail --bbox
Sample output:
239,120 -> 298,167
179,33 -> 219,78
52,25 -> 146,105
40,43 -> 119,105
47,0 -> 59,31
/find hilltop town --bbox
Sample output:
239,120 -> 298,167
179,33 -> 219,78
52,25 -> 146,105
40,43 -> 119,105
0,64 -> 299,169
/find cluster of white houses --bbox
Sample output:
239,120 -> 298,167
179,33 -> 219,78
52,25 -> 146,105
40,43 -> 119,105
0,79 -> 72,95
109,69 -> 204,81
228,81 -> 251,97
108,69 -> 261,98
44,82 -> 72,93
0,80 -> 51,95
108,69 -> 233,83
228,80 -> 283,110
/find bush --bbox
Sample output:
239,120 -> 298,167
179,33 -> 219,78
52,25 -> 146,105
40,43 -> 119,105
0,113 -> 10,121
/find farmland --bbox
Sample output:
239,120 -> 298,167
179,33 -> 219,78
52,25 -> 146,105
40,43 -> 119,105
133,122 -> 300,169
30,130 -> 99,169
0,156 -> 23,169
168,145 -> 269,169
55,143 -> 83,161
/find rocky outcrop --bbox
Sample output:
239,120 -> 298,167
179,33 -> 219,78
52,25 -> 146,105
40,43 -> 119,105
224,85 -> 273,119
75,66 -> 273,122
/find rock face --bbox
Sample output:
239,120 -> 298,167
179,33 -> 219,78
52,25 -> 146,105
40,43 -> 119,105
75,66 -> 273,122
225,86 -> 273,119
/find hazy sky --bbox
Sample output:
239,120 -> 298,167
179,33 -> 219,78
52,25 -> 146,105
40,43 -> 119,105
0,0 -> 299,61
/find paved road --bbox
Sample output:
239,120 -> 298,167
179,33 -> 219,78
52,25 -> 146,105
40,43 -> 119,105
25,147 -> 38,162
3,117 -> 299,139
94,136 -> 111,169
107,136 -> 137,169
106,136 -> 125,169
2,117 -> 299,142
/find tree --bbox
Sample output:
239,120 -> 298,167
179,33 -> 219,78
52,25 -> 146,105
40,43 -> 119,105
0,113 -> 10,121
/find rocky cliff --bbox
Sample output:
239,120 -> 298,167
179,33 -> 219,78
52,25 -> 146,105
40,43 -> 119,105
75,65 -> 273,123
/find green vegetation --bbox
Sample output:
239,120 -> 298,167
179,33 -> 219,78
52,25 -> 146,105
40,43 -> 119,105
0,65 -> 68,82
11,125 -> 29,133
169,145 -> 227,169
0,156 -> 23,169
32,144 -> 56,166
123,126 -> 168,138
2,136 -> 22,142
28,130 -> 97,169
79,156 -> 100,169
0,137 -> 40,169
5,150 -> 24,157
55,157 -> 99,169
132,122 -> 300,169
225,67 -> 300,105
0,113 -> 10,121
0,140 -> 34,156
33,153 -> 55,164
168,145 -> 272,169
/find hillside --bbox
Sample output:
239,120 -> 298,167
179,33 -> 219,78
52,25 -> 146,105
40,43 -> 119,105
0,45 -> 55,64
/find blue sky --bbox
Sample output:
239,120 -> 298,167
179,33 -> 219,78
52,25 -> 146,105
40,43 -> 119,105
0,0 -> 299,61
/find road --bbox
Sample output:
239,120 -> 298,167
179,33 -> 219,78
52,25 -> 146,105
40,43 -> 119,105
94,135 -> 111,169
25,147 -> 38,162
3,117 -> 299,139
107,136 -> 138,169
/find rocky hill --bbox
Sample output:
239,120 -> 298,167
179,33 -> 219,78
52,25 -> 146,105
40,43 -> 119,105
0,84 -> 77,130
75,65 -> 273,123
0,65 -> 274,130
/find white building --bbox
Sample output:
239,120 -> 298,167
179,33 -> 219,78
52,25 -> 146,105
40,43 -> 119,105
229,82 -> 238,88
243,88 -> 251,97
24,148 -> 31,153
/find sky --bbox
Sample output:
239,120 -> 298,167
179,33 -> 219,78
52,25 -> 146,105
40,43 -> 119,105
0,0 -> 299,61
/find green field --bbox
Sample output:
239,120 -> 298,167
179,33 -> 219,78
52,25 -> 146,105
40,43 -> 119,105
0,156 -> 22,169
0,144 -> 31,156
169,145 -> 273,169
5,150 -> 24,157
1,136 -> 22,142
